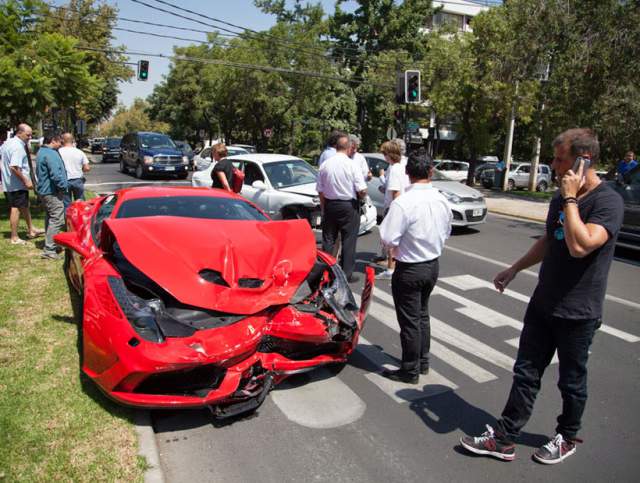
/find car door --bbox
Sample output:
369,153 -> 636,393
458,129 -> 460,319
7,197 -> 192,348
364,156 -> 387,215
239,160 -> 270,210
515,164 -> 530,187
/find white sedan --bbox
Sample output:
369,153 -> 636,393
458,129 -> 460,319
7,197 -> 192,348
434,160 -> 470,182
192,153 -> 377,235
193,145 -> 249,171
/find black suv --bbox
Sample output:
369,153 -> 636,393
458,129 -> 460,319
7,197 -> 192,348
120,132 -> 189,179
101,137 -> 121,163
610,164 -> 640,250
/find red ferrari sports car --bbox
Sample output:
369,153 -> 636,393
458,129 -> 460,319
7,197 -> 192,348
55,186 -> 374,417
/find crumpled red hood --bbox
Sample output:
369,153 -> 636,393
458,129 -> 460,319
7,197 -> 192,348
102,216 -> 317,314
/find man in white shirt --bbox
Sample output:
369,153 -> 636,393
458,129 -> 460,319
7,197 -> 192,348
316,134 -> 368,283
59,132 -> 90,209
348,135 -> 372,181
379,149 -> 452,383
317,130 -> 345,167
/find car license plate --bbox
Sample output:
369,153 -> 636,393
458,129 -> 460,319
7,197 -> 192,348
473,208 -> 483,217
165,166 -> 175,171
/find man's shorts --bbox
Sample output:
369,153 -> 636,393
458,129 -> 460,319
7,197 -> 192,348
4,190 -> 29,208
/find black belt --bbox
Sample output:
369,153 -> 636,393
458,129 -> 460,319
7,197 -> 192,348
394,257 -> 439,266
325,198 -> 357,203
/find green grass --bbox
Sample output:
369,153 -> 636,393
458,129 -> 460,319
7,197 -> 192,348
0,194 -> 146,481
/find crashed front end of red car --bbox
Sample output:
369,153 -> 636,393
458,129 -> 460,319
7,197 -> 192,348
72,214 -> 374,418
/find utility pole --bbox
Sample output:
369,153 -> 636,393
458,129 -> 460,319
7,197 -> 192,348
502,81 -> 518,191
528,62 -> 550,191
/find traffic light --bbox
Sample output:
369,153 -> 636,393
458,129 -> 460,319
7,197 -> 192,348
137,60 -> 149,81
405,70 -> 421,104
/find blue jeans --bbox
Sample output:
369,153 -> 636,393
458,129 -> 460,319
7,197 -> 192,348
496,305 -> 601,442
64,178 -> 85,210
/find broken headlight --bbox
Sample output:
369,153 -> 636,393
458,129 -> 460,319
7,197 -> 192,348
107,276 -> 164,343
321,264 -> 358,328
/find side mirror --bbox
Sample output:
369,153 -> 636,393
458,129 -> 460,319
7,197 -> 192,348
252,180 -> 267,190
54,231 -> 92,259
205,157 -> 212,162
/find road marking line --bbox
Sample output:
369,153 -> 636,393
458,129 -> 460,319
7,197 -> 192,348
432,286 -> 523,329
358,337 -> 457,403
443,245 -> 640,311
271,368 -> 366,429
440,274 -> 640,343
368,296 -> 503,381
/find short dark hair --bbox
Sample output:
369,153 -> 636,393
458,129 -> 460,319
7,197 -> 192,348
552,128 -> 600,165
43,132 -> 62,145
327,129 -> 347,148
406,148 -> 433,180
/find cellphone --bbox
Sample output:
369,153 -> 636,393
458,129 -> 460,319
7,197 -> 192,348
572,156 -> 591,176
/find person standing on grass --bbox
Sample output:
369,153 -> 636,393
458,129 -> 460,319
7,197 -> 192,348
460,128 -> 624,464
0,123 -> 44,244
59,132 -> 90,210
379,148 -> 451,383
36,133 -> 68,260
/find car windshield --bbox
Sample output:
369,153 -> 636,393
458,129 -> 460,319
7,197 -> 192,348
227,148 -> 248,156
432,170 -> 450,181
106,138 -> 121,147
264,160 -> 317,188
116,196 -> 269,221
140,134 -> 175,149
175,141 -> 192,154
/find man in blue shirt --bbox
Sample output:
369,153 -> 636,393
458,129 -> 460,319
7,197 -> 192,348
36,133 -> 67,259
617,150 -> 637,177
0,123 -> 44,244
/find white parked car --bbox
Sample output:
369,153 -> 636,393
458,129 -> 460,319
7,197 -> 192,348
362,153 -> 487,227
192,153 -> 377,235
433,160 -> 470,182
193,145 -> 249,171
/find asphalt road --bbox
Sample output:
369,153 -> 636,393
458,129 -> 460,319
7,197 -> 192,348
87,154 -> 640,482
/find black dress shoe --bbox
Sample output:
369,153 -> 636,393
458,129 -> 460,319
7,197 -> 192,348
346,274 -> 360,283
381,369 -> 419,384
420,365 -> 430,375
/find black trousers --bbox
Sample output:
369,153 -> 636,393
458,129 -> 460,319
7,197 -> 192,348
391,258 -> 439,377
496,305 -> 601,443
322,199 -> 360,278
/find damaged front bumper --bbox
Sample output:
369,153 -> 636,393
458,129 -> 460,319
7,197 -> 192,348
84,263 -> 375,413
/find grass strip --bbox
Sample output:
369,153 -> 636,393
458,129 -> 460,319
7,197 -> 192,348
0,193 -> 146,481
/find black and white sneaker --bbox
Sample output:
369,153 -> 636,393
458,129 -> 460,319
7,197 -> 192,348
460,425 -> 516,461
533,434 -> 578,464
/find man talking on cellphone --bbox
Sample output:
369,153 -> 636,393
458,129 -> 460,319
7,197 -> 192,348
460,128 -> 623,464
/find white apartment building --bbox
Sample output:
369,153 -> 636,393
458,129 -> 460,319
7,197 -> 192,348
427,0 -> 493,33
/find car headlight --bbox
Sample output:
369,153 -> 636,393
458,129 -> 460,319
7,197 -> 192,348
440,190 -> 463,204
143,155 -> 154,165
107,276 -> 164,343
182,155 -> 189,164
321,264 -> 358,329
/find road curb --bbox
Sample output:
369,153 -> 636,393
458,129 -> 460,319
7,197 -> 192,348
135,411 -> 164,483
488,208 -> 545,224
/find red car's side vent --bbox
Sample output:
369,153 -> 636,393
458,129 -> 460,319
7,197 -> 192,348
238,278 -> 264,289
199,269 -> 230,287
133,363 -> 227,397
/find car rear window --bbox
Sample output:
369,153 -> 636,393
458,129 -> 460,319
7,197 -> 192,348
116,196 -> 269,221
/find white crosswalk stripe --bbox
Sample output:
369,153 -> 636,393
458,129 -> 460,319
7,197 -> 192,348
357,336 -> 458,402
440,274 -> 640,343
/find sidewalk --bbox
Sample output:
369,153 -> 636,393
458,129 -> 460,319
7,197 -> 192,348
479,187 -> 550,223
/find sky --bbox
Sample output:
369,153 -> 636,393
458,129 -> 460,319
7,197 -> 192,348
52,0 -> 344,108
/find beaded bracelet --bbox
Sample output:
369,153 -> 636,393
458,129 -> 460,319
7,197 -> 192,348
563,196 -> 578,205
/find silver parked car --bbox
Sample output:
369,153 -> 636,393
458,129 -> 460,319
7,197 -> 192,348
362,153 -> 487,227
508,163 -> 552,191
192,154 -> 377,235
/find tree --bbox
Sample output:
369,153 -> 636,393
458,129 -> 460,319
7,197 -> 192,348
98,99 -> 170,136
40,0 -> 134,123
0,0 -> 101,130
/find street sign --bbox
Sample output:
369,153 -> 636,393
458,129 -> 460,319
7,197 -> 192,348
263,128 -> 273,138
386,127 -> 397,140
407,121 -> 420,132
76,119 -> 86,135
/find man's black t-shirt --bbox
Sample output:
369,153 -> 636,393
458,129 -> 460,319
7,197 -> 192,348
211,159 -> 234,189
531,182 -> 624,319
